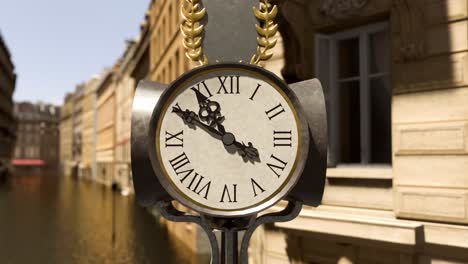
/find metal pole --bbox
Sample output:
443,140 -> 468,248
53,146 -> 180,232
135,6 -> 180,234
221,230 -> 238,264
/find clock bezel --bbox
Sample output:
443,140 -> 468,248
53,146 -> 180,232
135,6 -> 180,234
148,63 -> 310,217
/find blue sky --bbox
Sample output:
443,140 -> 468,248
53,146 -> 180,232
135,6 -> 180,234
0,0 -> 150,105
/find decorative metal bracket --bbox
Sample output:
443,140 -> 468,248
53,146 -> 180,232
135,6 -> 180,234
157,199 -> 302,264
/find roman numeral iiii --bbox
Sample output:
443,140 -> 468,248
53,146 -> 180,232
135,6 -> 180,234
267,154 -> 288,178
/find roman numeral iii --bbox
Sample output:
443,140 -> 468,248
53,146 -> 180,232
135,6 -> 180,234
165,130 -> 183,147
220,184 -> 238,203
267,154 -> 288,178
266,103 -> 285,120
273,130 -> 292,147
217,76 -> 240,94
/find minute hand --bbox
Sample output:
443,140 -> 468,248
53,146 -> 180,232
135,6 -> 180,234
172,107 -> 222,138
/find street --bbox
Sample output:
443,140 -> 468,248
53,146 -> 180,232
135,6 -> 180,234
0,174 -> 177,264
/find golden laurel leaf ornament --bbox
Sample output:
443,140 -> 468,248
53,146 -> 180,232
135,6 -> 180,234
251,0 -> 278,66
180,0 -> 278,67
180,0 -> 208,66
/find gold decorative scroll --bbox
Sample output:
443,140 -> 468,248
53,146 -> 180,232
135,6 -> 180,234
181,0 -> 208,66
251,0 -> 278,66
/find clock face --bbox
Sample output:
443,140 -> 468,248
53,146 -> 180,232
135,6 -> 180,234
150,64 -> 309,216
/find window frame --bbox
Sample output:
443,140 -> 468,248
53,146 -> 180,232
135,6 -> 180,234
316,21 -> 391,167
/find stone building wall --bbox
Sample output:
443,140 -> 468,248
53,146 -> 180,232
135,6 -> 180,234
95,70 -> 116,186
0,33 -> 16,178
80,76 -> 99,180
250,0 -> 468,263
60,94 -> 74,176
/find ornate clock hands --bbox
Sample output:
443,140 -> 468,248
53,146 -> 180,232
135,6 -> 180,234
172,101 -> 260,163
172,105 -> 222,137
217,123 -> 260,162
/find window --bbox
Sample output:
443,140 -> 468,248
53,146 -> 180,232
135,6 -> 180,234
316,22 -> 391,166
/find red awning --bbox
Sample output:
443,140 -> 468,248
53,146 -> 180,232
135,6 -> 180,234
11,159 -> 45,166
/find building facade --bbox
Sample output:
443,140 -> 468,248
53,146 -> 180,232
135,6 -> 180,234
95,69 -> 117,186
145,1 -> 210,262
13,102 -> 60,172
0,34 -> 16,180
59,93 -> 74,176
114,40 -> 139,194
247,0 -> 468,263
80,76 -> 99,180
71,85 -> 84,177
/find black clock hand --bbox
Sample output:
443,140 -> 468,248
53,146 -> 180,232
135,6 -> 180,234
216,122 -> 259,162
172,106 -> 223,138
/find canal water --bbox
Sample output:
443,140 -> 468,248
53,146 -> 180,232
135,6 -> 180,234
0,174 -> 179,264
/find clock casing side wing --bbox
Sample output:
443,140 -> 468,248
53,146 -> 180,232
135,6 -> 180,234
131,80 -> 171,207
288,79 -> 328,207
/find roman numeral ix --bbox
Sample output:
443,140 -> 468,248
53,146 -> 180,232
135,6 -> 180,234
165,130 -> 184,147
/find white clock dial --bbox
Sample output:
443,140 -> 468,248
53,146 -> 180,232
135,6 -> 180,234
152,65 -> 308,216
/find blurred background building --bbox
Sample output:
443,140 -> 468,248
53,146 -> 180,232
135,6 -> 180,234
57,0 -> 468,263
59,93 -> 74,176
0,33 -> 17,181
13,102 -> 60,173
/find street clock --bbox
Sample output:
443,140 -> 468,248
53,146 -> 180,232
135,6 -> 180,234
131,0 -> 328,262
148,63 -> 309,217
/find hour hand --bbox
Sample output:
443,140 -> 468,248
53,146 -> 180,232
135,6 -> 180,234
235,141 -> 260,162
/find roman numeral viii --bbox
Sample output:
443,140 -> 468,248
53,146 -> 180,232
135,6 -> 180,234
273,130 -> 292,147
266,103 -> 285,120
169,152 -> 211,199
217,76 -> 240,94
220,184 -> 237,203
267,154 -> 288,178
165,130 -> 183,147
